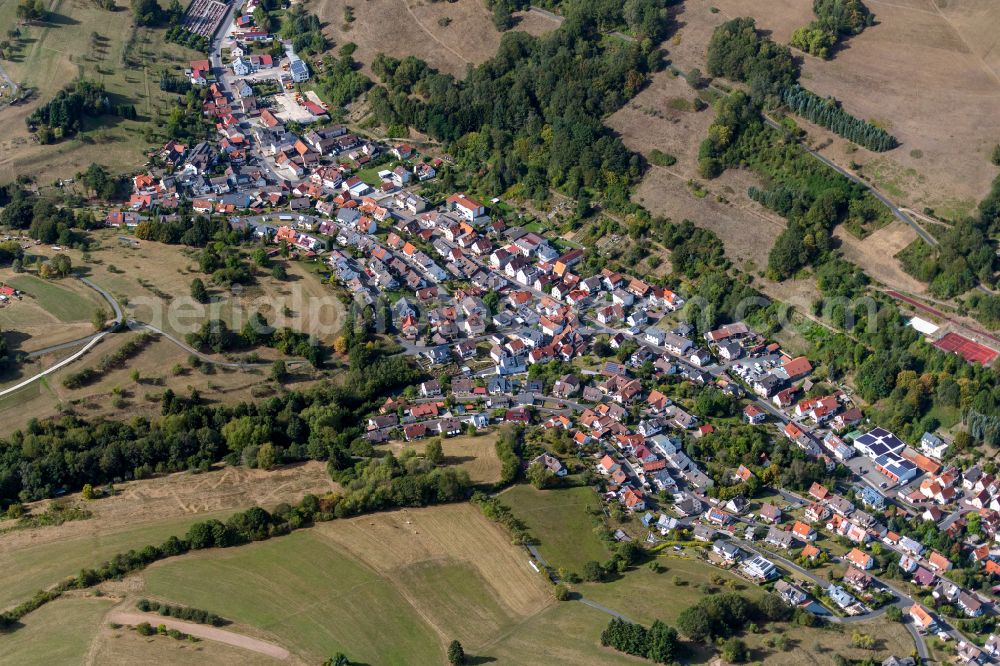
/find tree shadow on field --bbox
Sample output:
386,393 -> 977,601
442,454 -> 475,466
465,657 -> 497,665
44,12 -> 81,26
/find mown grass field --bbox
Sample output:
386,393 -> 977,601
3,274 -> 103,322
144,530 -> 444,664
0,271 -> 106,356
501,483 -> 611,574
486,600 -> 644,665
2,596 -> 113,665
142,503 -> 553,664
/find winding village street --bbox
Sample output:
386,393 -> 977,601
4,2 -> 993,662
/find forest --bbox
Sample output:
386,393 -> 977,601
313,45 -> 372,108
790,0 -> 874,59
367,8 -> 658,208
483,0 -> 676,42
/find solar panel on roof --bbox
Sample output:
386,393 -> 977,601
884,434 -> 905,451
869,442 -> 890,457
855,433 -> 876,446
870,427 -> 890,438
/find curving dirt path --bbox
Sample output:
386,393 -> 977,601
108,611 -> 291,660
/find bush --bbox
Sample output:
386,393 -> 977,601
648,150 -> 677,167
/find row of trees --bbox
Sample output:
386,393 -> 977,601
136,599 -> 226,626
62,333 -> 156,389
781,84 -> 896,151
134,215 -> 237,247
3,463 -> 471,627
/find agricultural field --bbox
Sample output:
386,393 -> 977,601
501,483 -> 611,574
2,595 -> 114,666
378,432 -> 503,485
0,461 -> 336,610
0,0 -> 203,184
313,0 -> 559,78
139,503 -> 553,663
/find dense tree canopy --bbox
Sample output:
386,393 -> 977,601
369,12 -> 661,207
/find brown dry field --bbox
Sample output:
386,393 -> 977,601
631,165 -> 784,271
314,502 -> 553,649
673,0 -> 1000,216
0,462 -> 338,555
833,219 -> 927,291
379,431 -> 503,485
621,0 -> 1000,293
311,0 -> 558,78
89,623 -> 288,666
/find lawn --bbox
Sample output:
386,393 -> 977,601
501,483 -> 611,574
486,600 -> 643,665
355,165 -> 386,187
2,596 -> 113,666
3,274 -> 103,323
580,553 -> 755,627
